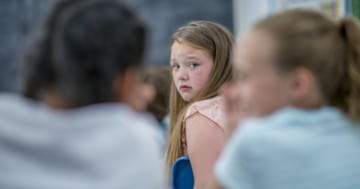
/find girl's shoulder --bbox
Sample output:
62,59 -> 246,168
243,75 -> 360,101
184,96 -> 226,130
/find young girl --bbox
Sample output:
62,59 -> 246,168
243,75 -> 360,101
212,9 -> 360,189
166,21 -> 234,188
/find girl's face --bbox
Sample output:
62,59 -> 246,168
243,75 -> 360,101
170,42 -> 214,102
227,30 -> 294,119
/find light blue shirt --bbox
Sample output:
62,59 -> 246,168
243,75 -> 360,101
216,107 -> 360,189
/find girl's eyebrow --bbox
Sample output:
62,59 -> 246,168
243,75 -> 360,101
185,56 -> 200,61
170,55 -> 199,63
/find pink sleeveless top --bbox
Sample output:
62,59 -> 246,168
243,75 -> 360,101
181,96 -> 226,155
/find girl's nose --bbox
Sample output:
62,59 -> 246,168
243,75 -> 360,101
178,68 -> 189,81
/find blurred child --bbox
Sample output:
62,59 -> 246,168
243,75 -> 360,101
212,9 -> 360,189
128,66 -> 172,151
127,71 -> 156,113
142,66 -> 171,126
0,0 -> 166,188
142,66 -> 172,144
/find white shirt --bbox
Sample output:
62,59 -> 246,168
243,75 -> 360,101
0,94 -> 166,189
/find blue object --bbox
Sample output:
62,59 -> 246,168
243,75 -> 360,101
171,156 -> 194,189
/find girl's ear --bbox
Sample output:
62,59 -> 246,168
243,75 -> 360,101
290,67 -> 323,108
113,67 -> 139,104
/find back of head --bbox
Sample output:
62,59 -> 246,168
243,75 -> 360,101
22,0 -> 146,107
254,9 -> 360,122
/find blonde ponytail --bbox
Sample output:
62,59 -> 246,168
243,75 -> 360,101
334,17 -> 360,122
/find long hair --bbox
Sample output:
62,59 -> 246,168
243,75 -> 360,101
254,9 -> 360,122
166,21 -> 234,174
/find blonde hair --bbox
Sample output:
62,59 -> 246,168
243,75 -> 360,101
254,9 -> 360,121
166,21 -> 234,175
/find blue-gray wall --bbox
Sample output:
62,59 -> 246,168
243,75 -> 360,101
0,0 -> 233,92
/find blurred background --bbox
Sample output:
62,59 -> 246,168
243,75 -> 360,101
0,0 -> 358,92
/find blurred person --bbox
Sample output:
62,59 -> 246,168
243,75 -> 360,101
166,20 -> 234,188
0,0 -> 166,188
126,72 -> 156,113
142,66 -> 171,127
141,66 -> 172,151
126,66 -> 171,152
210,9 -> 360,189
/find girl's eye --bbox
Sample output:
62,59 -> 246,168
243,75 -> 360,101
171,64 -> 180,70
190,63 -> 199,69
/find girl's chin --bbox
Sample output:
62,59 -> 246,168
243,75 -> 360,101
181,95 -> 193,102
